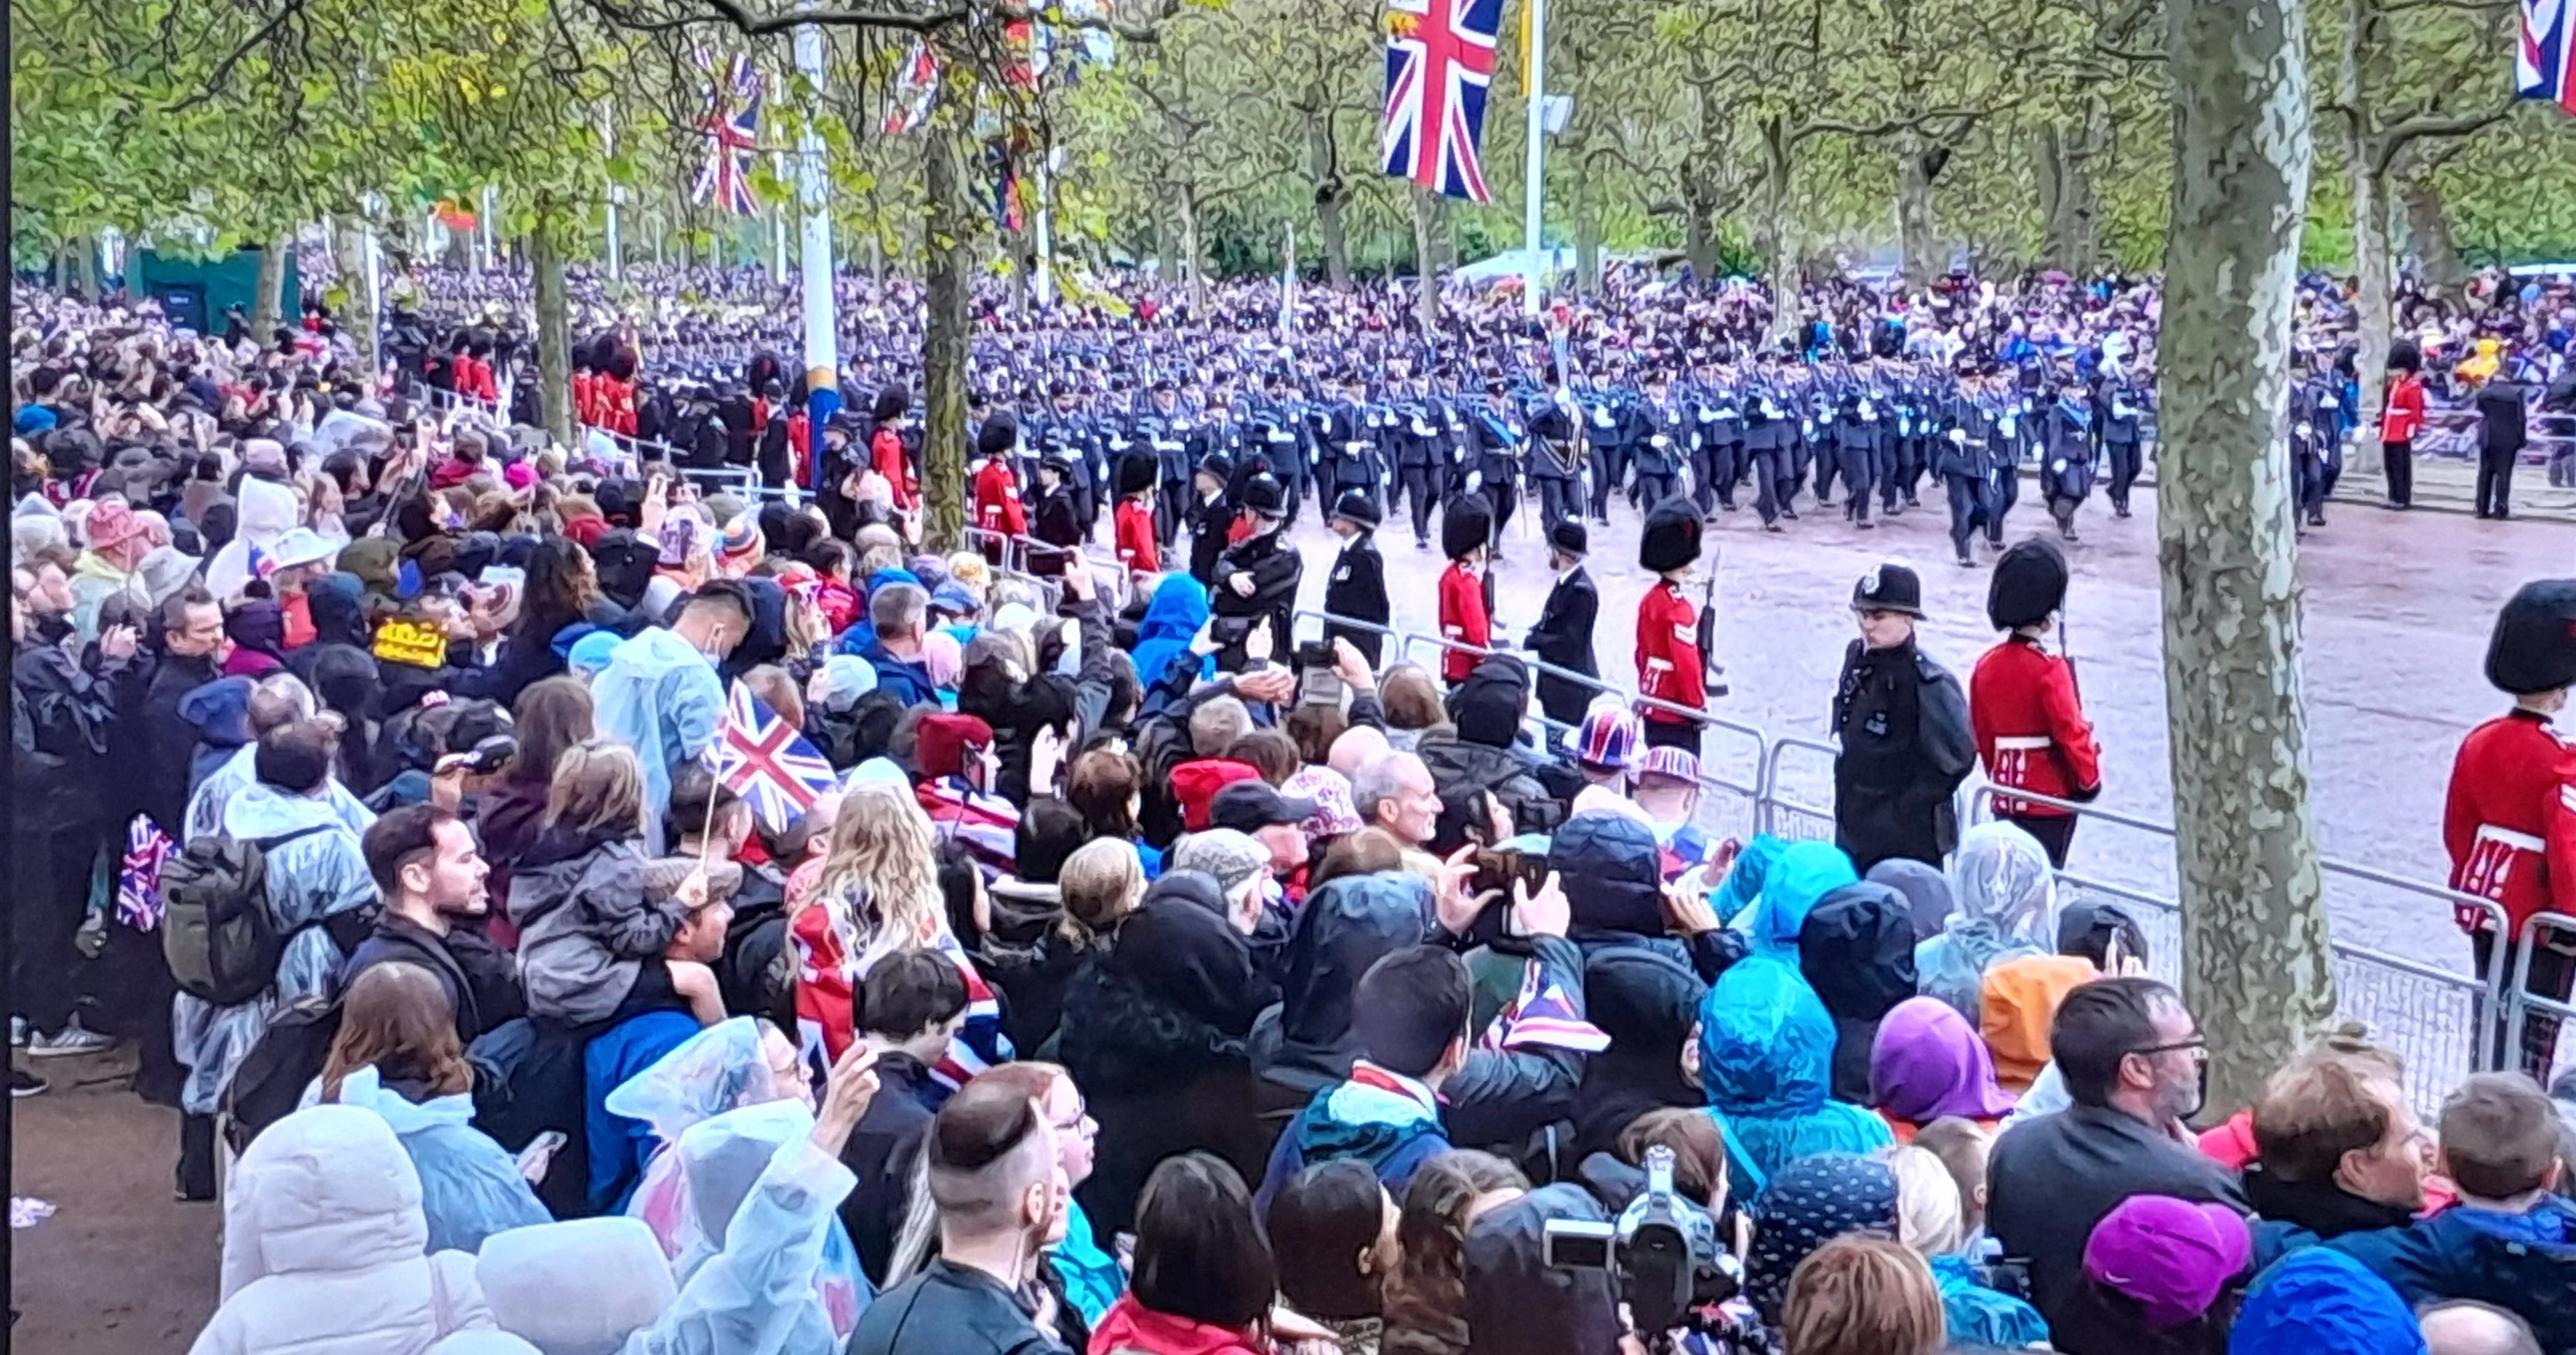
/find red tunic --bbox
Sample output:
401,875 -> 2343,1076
1970,635 -> 2104,817
974,459 -> 1027,538
2445,710 -> 2576,935
1634,579 -> 1706,724
602,375 -> 638,436
1115,499 -> 1161,576
2381,372 -> 2427,445
572,371 -> 600,427
872,427 -> 916,509
1438,559 -> 1489,683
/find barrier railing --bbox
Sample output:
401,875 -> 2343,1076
1960,783 -> 2512,1112
2501,911 -> 2576,1081
1758,736 -> 1842,843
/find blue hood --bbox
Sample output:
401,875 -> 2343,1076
1130,575 -> 1212,689
181,676 -> 258,750
1697,956 -> 1891,1194
1745,841 -> 1859,958
1714,834 -> 1786,924
1553,811 -> 1665,938
2229,1249 -> 2425,1355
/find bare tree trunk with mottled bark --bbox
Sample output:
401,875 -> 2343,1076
252,236 -> 291,337
923,128 -> 973,553
2158,0 -> 2337,1118
533,225 -> 573,450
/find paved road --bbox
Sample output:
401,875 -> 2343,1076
1249,480 -> 2569,976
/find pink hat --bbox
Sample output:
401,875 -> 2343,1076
83,499 -> 146,551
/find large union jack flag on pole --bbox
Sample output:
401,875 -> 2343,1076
1378,0 -> 1501,203
692,52 -> 766,216
2522,0 -> 2576,115
708,683 -> 837,831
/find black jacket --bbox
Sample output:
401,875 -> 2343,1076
1522,565 -> 1600,725
341,913 -> 523,1046
132,648 -> 224,836
1988,1104 -> 2249,1352
2478,378 -> 2529,454
837,1052 -> 941,1285
1323,533 -> 1391,668
1210,530 -> 1303,672
1829,638 -> 1973,872
847,1258 -> 1071,1355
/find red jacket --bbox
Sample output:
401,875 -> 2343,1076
1085,1294 -> 1269,1355
572,371 -> 600,427
1970,635 -> 2104,817
1635,579 -> 1706,723
974,459 -> 1027,537
2381,371 -> 2427,445
2445,710 -> 2576,935
460,356 -> 498,403
1438,559 -> 1489,683
872,427 -> 916,508
601,375 -> 637,436
1115,498 -> 1161,576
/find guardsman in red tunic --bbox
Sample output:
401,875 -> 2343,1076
1437,494 -> 1493,686
571,340 -> 600,428
1113,454 -> 1161,579
971,414 -> 1028,561
1970,538 -> 2103,868
870,385 -> 918,511
1635,496 -> 1709,755
2448,577 -> 2576,1076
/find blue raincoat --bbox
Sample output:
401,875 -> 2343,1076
1128,575 -> 1212,695
172,781 -> 378,1113
2228,1248 -> 2427,1355
1739,841 -> 1859,960
590,625 -> 726,854
1696,956 -> 1893,1197
310,1065 -> 549,1255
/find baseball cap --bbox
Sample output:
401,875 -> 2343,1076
1637,746 -> 1700,784
1211,780 -> 1319,834
1573,699 -> 1642,772
2080,1195 -> 2251,1331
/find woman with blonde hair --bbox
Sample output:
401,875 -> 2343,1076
786,780 -> 1006,1072
1057,837 -> 1147,952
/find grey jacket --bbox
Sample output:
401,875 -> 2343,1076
505,829 -> 684,1025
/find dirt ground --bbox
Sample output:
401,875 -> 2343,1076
10,475 -> 2566,1351
9,1046 -> 220,1355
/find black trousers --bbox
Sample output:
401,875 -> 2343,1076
1691,444 -> 1734,512
2106,439 -> 2143,512
1839,445 -> 1877,522
1944,474 -> 1990,556
2472,927 -> 2576,1081
1750,450 -> 1787,525
10,822 -> 94,1034
2382,439 -> 2413,506
1642,716 -> 1702,757
2476,444 -> 2517,517
1632,470 -> 1678,512
1484,472 -> 1519,546
1157,479 -> 1188,548
1535,477 -> 1582,540
1395,464 -> 1440,542
1815,447 -> 1841,504
1988,468 -> 2019,544
1589,445 -> 1629,519
2002,811 -> 2077,868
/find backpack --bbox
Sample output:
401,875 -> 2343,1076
159,824 -> 332,1005
221,994 -> 343,1155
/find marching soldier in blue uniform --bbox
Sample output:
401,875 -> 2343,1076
2039,370 -> 2096,541
1388,369 -> 1446,550
1526,392 -> 1586,541
1255,369 -> 1311,527
1581,369 -> 1632,524
1630,370 -> 1688,510
1468,378 -> 1525,552
1937,364 -> 2000,568
2094,369 -> 2152,519
1689,353 -> 1743,517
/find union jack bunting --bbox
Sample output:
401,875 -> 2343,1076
1378,0 -> 1501,203
1480,956 -> 1611,1054
2522,0 -> 2576,114
707,683 -> 837,831
119,815 -> 177,933
883,43 -> 941,135
692,52 -> 766,216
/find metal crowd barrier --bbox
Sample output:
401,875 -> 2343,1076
2501,911 -> 2576,1081
1960,783 -> 2511,1113
1757,736 -> 1842,844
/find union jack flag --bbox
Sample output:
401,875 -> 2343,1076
119,815 -> 177,933
1378,0 -> 1501,203
692,52 -> 766,216
707,683 -> 836,831
1480,956 -> 1610,1054
883,42 -> 940,135
2522,0 -> 2576,115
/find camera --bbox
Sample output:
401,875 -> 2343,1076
1296,639 -> 1341,706
1543,1146 -> 1742,1343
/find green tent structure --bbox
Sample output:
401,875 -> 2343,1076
132,246 -> 298,336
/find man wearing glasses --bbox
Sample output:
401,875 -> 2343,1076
1984,978 -> 2249,1352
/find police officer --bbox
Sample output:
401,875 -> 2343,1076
1210,473 -> 1302,672
1323,490 -> 1391,667
1831,562 -> 1975,871
1521,520 -> 1601,730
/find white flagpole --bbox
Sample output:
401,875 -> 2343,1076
1520,0 -> 1547,317
793,1 -> 841,461
603,103 -> 623,281
1280,225 -> 1296,334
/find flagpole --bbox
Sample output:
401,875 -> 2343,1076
1034,153 -> 1055,308
793,0 -> 843,487
602,103 -> 623,281
1520,0 -> 1547,318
